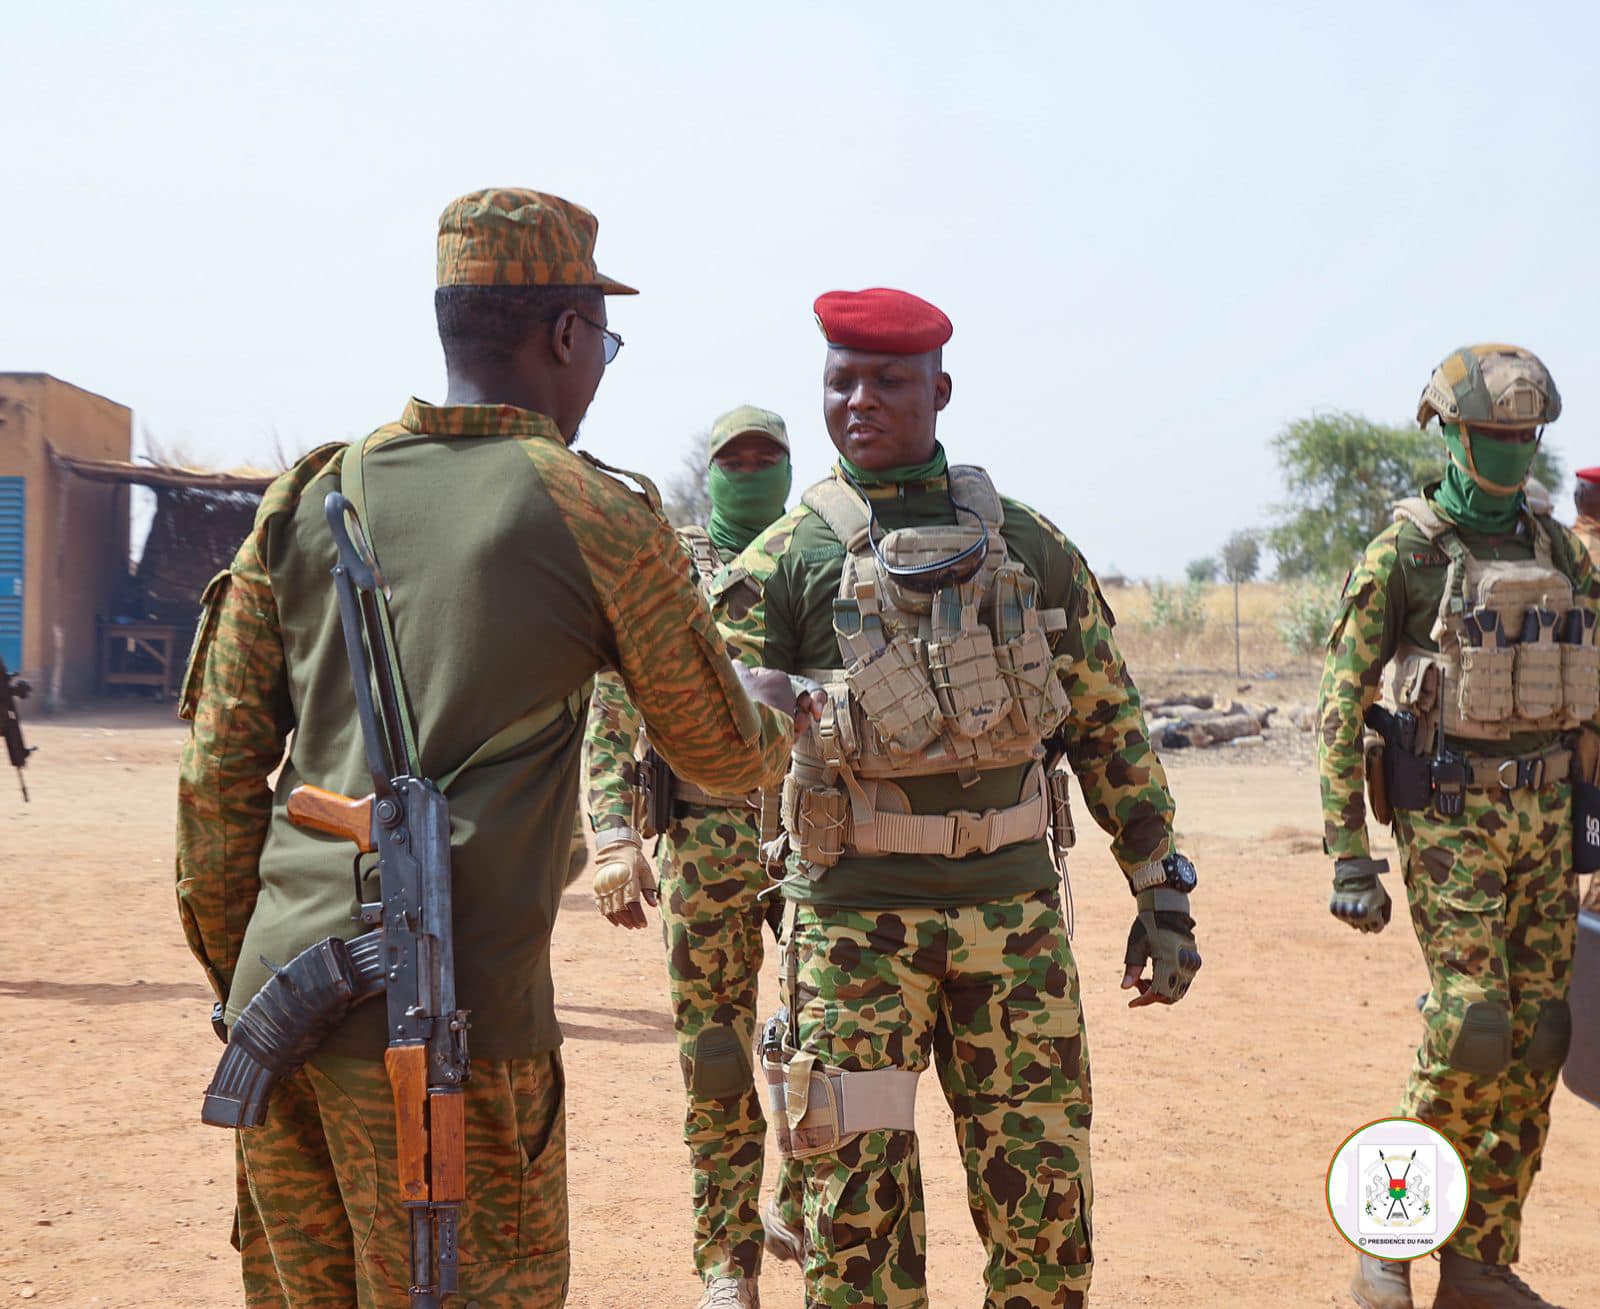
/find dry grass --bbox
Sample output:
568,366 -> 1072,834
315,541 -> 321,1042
1105,580 -> 1326,679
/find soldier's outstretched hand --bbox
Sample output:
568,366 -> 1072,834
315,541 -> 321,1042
1328,857 -> 1392,933
592,829 -> 659,929
736,666 -> 828,732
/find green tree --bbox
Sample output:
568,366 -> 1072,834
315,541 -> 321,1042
1267,411 -> 1564,579
1185,557 -> 1218,584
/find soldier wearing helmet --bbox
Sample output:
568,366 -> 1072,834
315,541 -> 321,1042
1318,345 -> 1595,1309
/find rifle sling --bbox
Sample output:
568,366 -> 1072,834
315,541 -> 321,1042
342,434 -> 591,795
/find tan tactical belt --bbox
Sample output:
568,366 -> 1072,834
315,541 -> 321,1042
852,777 -> 1049,859
1462,747 -> 1570,791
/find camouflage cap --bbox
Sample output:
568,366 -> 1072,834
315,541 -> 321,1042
1417,343 -> 1559,430
708,405 -> 789,461
437,188 -> 637,294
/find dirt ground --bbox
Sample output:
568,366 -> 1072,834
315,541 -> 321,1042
2,706 -> 1595,1308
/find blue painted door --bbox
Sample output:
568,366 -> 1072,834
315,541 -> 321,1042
0,477 -> 23,671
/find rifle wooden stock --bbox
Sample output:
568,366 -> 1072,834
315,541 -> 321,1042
287,784 -> 376,852
429,1089 -> 467,1203
386,1043 -> 430,1204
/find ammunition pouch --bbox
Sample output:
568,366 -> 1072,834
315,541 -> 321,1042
1046,760 -> 1076,869
201,932 -> 387,1129
759,1019 -> 919,1159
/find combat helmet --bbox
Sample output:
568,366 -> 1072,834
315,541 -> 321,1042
1417,343 -> 1561,432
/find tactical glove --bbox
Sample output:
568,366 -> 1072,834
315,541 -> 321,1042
1329,857 -> 1392,933
1123,886 -> 1201,1006
592,828 -> 658,929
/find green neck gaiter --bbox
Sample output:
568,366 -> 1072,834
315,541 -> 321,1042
706,460 -> 792,554
840,442 -> 948,486
1433,423 -> 1538,534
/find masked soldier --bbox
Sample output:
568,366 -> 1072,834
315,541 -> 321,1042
712,287 -> 1200,1309
1319,345 -> 1594,1309
177,190 -> 802,1307
585,405 -> 802,1309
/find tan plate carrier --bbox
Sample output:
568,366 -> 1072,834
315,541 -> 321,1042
1387,497 -> 1599,743
777,466 -> 1076,873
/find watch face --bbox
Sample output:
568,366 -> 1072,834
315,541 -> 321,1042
1163,852 -> 1197,892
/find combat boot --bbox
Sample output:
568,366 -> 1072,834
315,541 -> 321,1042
1350,1253 -> 1413,1309
761,1197 -> 804,1266
695,1276 -> 759,1308
1434,1249 -> 1565,1308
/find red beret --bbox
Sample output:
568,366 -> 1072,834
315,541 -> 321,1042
813,287 -> 953,355
1578,467 -> 1600,486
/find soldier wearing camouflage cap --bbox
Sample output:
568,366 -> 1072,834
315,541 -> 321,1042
177,188 -> 805,1307
711,287 -> 1200,1308
583,403 -> 798,1309
1319,345 -> 1592,1309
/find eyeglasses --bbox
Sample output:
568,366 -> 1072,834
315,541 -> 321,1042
575,312 -> 624,365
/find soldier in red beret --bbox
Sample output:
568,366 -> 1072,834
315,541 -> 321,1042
712,287 -> 1199,1307
1572,467 -> 1600,565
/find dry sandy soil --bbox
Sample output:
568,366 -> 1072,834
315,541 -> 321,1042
2,707 -> 1595,1308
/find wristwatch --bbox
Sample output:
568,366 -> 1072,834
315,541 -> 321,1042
1161,852 -> 1198,893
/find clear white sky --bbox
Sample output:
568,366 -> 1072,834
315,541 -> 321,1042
5,2 -> 1596,577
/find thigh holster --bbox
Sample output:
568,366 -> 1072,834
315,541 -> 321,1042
759,1018 -> 919,1159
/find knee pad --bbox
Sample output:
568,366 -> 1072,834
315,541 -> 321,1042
690,1024 -> 753,1099
1525,999 -> 1572,1071
1448,1001 -> 1512,1076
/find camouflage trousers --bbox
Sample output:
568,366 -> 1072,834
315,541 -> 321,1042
788,886 -> 1091,1309
658,804 -> 802,1282
235,1050 -> 568,1307
1393,782 -> 1578,1266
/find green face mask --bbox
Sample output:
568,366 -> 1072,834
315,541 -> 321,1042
1434,423 -> 1540,533
706,460 -> 792,554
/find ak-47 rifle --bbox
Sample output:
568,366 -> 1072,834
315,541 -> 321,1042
1,654 -> 34,802
201,491 -> 470,1307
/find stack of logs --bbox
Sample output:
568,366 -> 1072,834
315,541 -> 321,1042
1144,693 -> 1316,749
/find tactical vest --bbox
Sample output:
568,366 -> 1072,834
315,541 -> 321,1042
783,467 -> 1072,869
1388,497 -> 1599,742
